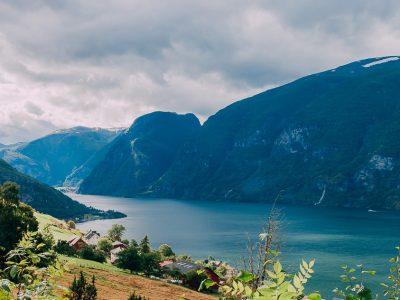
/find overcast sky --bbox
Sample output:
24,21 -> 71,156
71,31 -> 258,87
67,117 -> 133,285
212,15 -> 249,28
1,0 -> 400,143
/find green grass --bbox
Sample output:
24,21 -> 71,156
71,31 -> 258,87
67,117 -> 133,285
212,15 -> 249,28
35,211 -> 81,241
59,255 -> 130,275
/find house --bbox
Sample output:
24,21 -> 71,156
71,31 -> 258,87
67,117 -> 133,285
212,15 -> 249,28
68,236 -> 87,251
84,229 -> 100,246
110,241 -> 128,264
112,241 -> 128,250
160,260 -> 174,268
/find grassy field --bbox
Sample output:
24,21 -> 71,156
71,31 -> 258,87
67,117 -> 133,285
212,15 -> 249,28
35,211 -> 81,241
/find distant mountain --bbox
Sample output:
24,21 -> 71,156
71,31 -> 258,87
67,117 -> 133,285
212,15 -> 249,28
79,112 -> 201,196
82,56 -> 400,210
0,127 -> 121,187
0,159 -> 125,220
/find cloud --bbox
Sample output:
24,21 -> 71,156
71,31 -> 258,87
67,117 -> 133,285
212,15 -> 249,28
0,0 -> 400,143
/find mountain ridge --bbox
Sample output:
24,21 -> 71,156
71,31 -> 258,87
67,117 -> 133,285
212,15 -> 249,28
79,56 -> 400,210
0,126 -> 122,187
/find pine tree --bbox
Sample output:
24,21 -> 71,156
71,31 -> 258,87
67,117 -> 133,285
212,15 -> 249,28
139,235 -> 150,254
84,275 -> 97,300
69,272 -> 97,300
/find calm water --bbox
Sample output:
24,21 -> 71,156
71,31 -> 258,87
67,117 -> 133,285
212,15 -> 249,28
69,193 -> 400,295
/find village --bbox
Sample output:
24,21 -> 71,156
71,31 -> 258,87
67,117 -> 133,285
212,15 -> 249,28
63,224 -> 237,293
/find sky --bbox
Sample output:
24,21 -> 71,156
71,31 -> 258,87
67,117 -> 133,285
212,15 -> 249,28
1,0 -> 400,144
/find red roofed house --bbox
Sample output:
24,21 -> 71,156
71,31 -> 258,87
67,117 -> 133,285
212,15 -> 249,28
68,236 -> 87,251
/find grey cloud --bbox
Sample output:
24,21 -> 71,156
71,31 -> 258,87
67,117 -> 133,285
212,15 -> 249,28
1,0 -> 400,143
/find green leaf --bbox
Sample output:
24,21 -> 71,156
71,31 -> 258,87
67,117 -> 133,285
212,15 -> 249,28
237,271 -> 256,283
9,265 -> 18,279
307,292 -> 322,300
273,261 -> 282,274
198,279 -> 216,291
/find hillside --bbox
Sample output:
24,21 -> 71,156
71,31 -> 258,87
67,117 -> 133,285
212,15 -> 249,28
56,256 -> 216,300
149,56 -> 400,209
0,159 -> 123,220
0,127 -> 121,187
79,112 -> 201,196
35,212 -> 215,300
80,56 -> 400,210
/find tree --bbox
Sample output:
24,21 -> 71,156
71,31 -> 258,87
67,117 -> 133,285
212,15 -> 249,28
130,239 -> 139,248
97,238 -> 113,255
140,252 -> 161,276
139,236 -> 150,254
54,240 -> 77,256
67,220 -> 76,229
107,224 -> 125,242
78,246 -> 106,263
69,272 -> 97,300
0,182 -> 38,266
116,246 -> 142,273
0,181 -> 19,205
127,291 -> 148,300
158,244 -> 175,258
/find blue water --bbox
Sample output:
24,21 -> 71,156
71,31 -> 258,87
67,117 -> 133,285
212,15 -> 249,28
69,193 -> 400,295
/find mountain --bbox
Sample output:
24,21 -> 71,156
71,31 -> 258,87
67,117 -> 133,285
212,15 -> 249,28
148,56 -> 400,209
79,112 -> 201,196
0,159 -> 124,220
0,127 -> 121,187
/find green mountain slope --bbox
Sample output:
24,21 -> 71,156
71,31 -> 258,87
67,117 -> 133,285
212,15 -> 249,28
147,56 -> 400,209
0,159 -> 123,220
0,127 -> 121,187
79,112 -> 200,196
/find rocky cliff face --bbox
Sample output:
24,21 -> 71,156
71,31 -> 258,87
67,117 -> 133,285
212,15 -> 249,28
146,57 -> 400,209
0,127 -> 121,187
79,112 -> 201,196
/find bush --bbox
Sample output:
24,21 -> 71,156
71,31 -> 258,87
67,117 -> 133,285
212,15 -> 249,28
54,240 -> 77,256
78,246 -> 106,263
0,182 -> 38,266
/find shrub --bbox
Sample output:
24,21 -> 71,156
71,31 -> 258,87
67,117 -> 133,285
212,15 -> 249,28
3,232 -> 62,298
0,182 -> 38,266
78,246 -> 106,263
